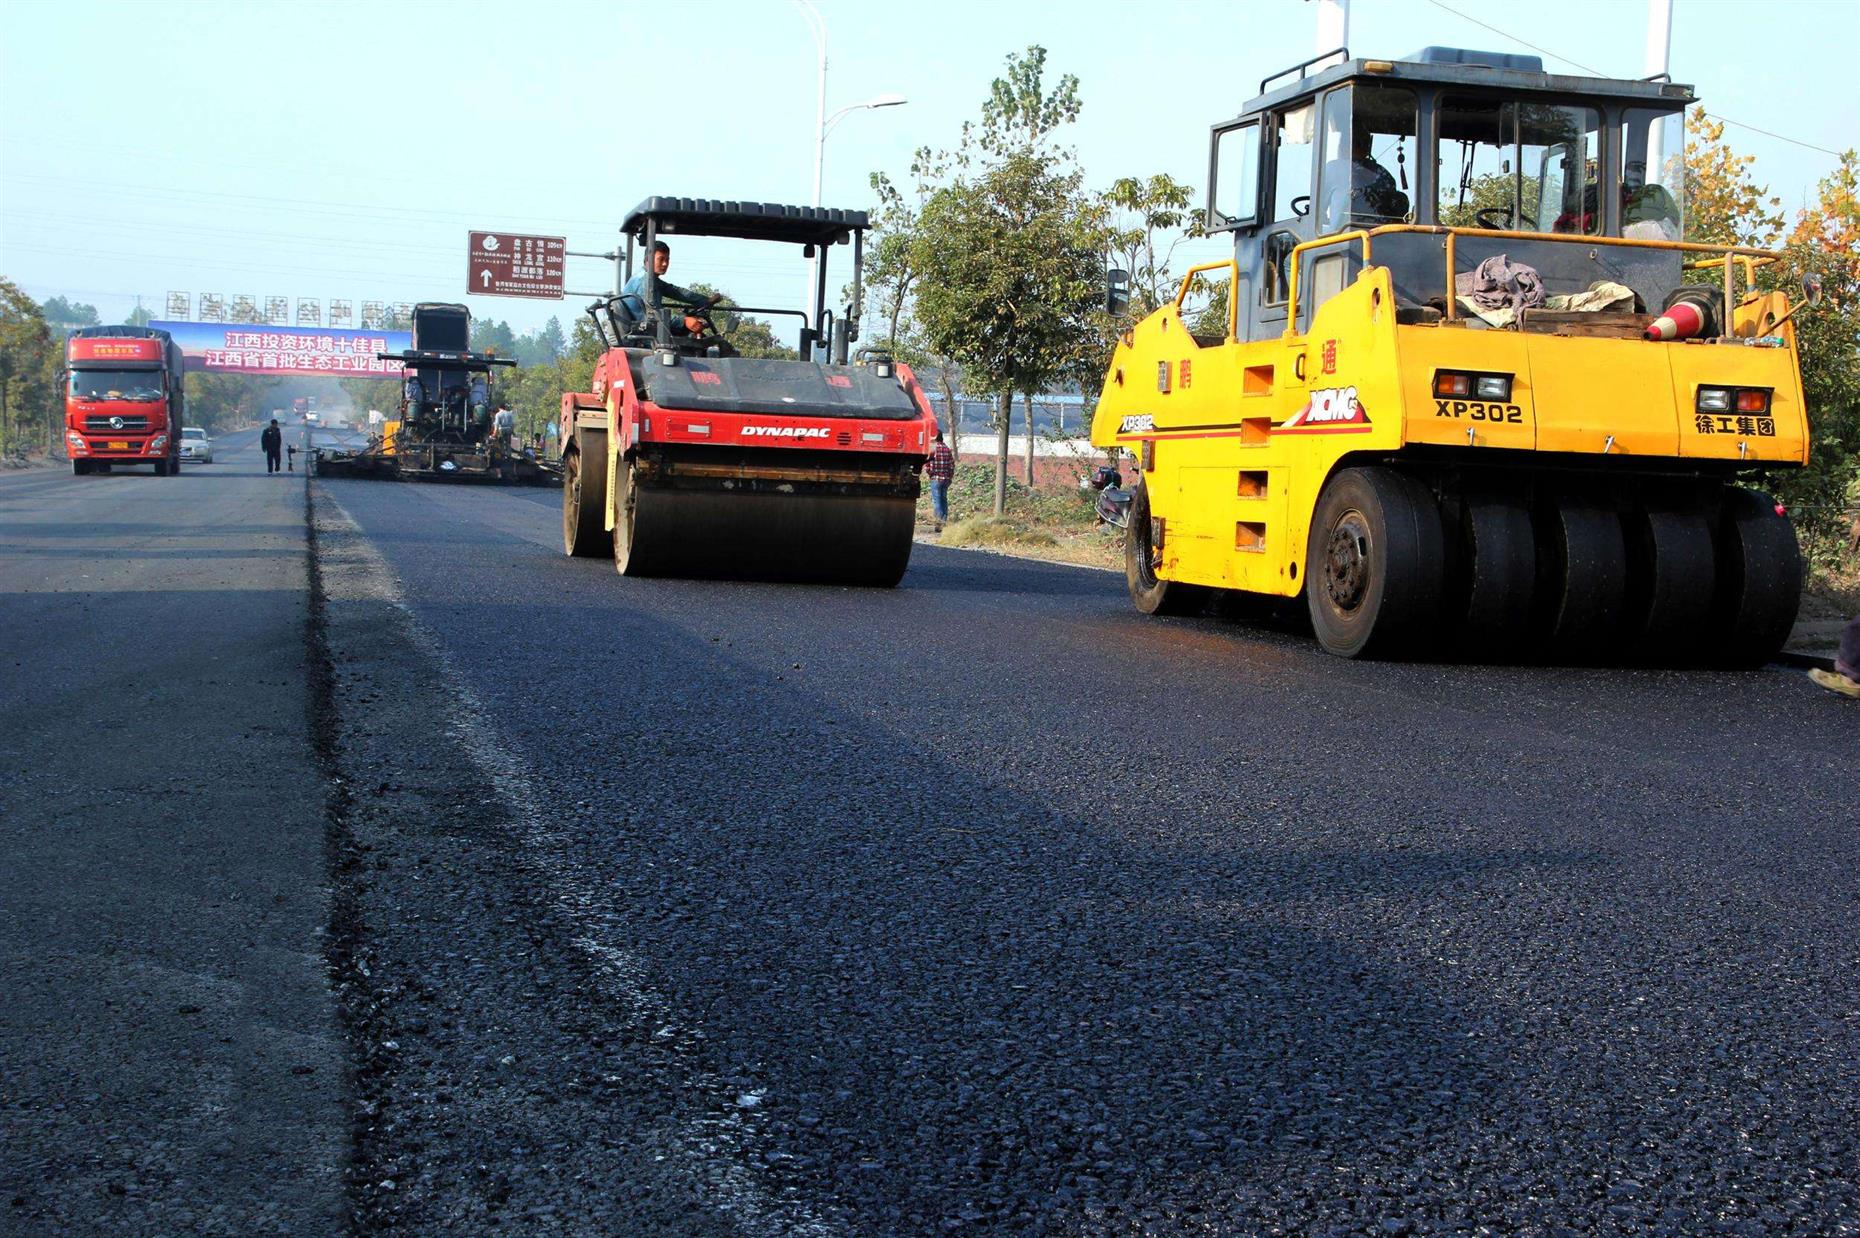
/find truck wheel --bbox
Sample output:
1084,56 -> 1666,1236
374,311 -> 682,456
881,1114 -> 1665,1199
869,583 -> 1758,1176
1709,488 -> 1800,668
1456,489 -> 1537,661
561,432 -> 611,558
72,460 -> 91,476
154,459 -> 170,477
1125,479 -> 1209,616
1306,467 -> 1445,659
1622,501 -> 1714,663
1535,493 -> 1627,661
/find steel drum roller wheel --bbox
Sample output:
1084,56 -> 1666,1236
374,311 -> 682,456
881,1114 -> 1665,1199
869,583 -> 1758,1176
1709,487 -> 1800,668
562,432 -> 611,558
1124,479 -> 1210,617
1305,467 -> 1445,659
619,468 -> 915,585
1457,489 -> 1537,661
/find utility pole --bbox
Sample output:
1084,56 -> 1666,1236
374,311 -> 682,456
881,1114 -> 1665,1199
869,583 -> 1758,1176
1644,0 -> 1675,177
1313,0 -> 1349,53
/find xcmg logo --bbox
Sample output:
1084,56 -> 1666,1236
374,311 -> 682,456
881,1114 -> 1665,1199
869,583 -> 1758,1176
741,426 -> 831,438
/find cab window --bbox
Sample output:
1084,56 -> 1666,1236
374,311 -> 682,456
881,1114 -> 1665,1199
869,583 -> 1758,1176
1316,84 -> 1416,234
1271,102 -> 1317,223
1438,97 -> 1600,234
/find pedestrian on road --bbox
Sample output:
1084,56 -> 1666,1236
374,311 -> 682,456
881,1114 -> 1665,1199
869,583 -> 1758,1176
261,419 -> 283,474
1809,613 -> 1860,699
926,430 -> 955,532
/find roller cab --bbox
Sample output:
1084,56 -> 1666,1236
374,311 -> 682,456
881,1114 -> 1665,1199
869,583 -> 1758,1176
561,197 -> 938,586
1092,47 -> 1812,663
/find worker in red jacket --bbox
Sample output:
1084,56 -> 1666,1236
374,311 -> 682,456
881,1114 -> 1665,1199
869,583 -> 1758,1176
925,431 -> 955,532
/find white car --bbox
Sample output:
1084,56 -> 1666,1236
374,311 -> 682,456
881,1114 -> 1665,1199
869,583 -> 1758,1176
179,426 -> 214,463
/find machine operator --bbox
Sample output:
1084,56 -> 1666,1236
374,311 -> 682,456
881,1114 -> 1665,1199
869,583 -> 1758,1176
619,241 -> 724,333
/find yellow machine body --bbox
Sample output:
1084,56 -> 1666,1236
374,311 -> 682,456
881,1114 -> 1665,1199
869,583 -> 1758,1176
1092,249 -> 1808,601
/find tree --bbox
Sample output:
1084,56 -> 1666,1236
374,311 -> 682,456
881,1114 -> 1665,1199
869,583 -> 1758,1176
126,303 -> 153,328
913,151 -> 1106,514
1102,174 -> 1202,315
1685,108 -> 1785,248
38,295 -> 99,341
910,47 -> 1107,515
470,318 -> 519,358
1,280 -> 60,457
1768,152 -> 1860,555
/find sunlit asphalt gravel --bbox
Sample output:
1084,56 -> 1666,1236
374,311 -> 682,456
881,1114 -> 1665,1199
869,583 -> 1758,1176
312,473 -> 1860,1235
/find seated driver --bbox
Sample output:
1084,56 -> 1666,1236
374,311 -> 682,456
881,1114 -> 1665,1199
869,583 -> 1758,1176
619,241 -> 723,333
1323,128 -> 1408,231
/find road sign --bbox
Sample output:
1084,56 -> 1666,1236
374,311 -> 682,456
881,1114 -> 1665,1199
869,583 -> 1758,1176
467,231 -> 566,300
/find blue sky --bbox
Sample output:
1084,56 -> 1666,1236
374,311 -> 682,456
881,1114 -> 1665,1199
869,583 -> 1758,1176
3,0 -> 1853,338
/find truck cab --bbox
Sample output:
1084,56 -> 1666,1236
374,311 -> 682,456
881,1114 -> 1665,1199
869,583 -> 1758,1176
65,327 -> 185,476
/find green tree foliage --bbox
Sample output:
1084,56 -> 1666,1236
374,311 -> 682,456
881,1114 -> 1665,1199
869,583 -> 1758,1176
908,47 -> 1107,515
1102,174 -> 1201,314
126,303 -> 153,328
184,372 -> 283,432
1,279 -> 61,457
38,295 -> 99,340
469,318 -> 520,358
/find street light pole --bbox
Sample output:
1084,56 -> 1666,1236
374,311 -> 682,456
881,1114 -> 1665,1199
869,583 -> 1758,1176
794,0 -> 905,350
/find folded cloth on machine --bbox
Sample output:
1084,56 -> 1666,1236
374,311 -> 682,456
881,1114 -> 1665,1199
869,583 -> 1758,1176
1545,280 -> 1637,313
1455,254 -> 1547,327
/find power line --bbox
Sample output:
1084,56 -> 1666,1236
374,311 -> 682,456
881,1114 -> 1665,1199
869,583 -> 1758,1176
1421,0 -> 1847,158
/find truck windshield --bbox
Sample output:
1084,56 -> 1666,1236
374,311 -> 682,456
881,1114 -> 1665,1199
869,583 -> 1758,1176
1620,106 -> 1685,240
69,370 -> 165,401
1437,97 -> 1601,235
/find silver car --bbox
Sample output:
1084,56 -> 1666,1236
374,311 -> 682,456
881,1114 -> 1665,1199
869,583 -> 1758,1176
179,426 -> 214,463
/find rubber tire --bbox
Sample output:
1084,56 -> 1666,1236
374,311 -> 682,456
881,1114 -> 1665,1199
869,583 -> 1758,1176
1622,500 -> 1715,663
72,460 -> 92,476
1535,492 -> 1627,661
1457,489 -> 1537,661
1124,478 -> 1211,617
1709,487 -> 1801,668
154,459 -> 170,477
562,432 -> 612,558
1306,467 -> 1445,659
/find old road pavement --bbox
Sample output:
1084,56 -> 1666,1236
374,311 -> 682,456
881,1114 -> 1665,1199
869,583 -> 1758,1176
5,452 -> 1859,1234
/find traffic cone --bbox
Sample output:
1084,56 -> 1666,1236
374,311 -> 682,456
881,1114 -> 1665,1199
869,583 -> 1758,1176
1645,299 -> 1704,340
1646,290 -> 1717,341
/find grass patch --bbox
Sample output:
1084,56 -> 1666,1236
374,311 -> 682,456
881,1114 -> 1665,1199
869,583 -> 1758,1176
941,516 -> 1057,549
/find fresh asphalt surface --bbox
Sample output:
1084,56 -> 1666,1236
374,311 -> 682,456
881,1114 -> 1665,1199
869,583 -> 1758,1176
304,473 -> 1858,1234
4,440 -> 1857,1235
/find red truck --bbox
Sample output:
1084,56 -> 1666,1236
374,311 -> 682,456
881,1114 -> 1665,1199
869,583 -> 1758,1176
64,326 -> 186,476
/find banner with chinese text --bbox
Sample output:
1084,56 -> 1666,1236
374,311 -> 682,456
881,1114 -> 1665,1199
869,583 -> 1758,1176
150,321 -> 412,377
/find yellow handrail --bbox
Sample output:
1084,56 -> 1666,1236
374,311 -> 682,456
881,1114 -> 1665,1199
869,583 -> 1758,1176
1174,260 -> 1241,340
1285,223 -> 1786,332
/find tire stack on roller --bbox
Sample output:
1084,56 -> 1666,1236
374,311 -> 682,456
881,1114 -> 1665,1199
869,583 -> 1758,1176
1130,466 -> 1802,666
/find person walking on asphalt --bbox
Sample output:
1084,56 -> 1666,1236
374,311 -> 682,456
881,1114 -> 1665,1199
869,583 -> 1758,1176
261,419 -> 283,474
926,430 -> 955,532
1809,614 -> 1860,699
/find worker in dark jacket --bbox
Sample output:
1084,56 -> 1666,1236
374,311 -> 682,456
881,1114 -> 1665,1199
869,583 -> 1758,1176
261,419 -> 283,474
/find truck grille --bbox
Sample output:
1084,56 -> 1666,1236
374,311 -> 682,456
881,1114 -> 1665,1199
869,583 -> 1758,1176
84,415 -> 150,432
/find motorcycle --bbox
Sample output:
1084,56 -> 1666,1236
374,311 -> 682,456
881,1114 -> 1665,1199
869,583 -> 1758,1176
1084,463 -> 1132,530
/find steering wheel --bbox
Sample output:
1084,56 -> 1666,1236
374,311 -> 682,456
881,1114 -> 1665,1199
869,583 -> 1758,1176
1290,195 -> 1311,218
680,299 -> 726,338
1474,206 -> 1515,231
